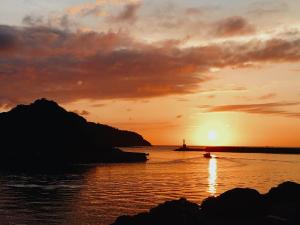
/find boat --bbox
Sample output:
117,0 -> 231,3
203,152 -> 212,158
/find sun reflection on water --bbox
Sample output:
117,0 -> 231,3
208,157 -> 217,195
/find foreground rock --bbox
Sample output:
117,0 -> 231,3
112,181 -> 300,225
0,99 -> 150,168
114,198 -> 203,225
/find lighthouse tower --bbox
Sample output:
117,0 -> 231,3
183,139 -> 187,149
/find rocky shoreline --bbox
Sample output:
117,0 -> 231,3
112,181 -> 300,225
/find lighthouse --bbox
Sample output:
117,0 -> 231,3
182,139 -> 187,149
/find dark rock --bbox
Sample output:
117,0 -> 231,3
201,188 -> 266,218
112,198 -> 203,225
265,181 -> 300,204
112,182 -> 300,225
0,98 -> 150,167
264,181 -> 300,225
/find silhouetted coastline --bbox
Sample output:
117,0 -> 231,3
205,146 -> 300,154
112,181 -> 300,225
0,99 -> 151,168
175,144 -> 300,154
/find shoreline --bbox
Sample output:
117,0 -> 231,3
174,146 -> 300,154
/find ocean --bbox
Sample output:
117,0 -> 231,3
0,146 -> 299,225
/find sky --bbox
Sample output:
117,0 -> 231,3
0,0 -> 300,146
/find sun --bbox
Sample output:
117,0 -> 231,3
191,115 -> 234,146
208,130 -> 218,142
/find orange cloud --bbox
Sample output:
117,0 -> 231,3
258,93 -> 277,100
0,25 -> 300,106
203,102 -> 300,118
66,0 -> 141,17
67,3 -> 105,17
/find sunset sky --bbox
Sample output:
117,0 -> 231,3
1,0 -> 300,146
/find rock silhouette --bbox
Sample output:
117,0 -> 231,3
264,181 -> 300,225
201,188 -> 266,218
112,181 -> 300,225
113,198 -> 203,225
0,98 -> 150,167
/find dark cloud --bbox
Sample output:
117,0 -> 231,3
75,5 -> 103,17
0,25 -> 205,105
176,115 -> 182,119
80,110 -> 90,116
22,15 -> 74,30
0,25 -> 300,106
242,39 -> 300,62
213,16 -> 255,37
201,102 -> 300,118
0,26 -> 17,51
22,15 -> 44,26
109,3 -> 141,23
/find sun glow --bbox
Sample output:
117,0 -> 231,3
190,114 -> 235,146
208,130 -> 218,141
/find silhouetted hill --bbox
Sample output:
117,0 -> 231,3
0,99 -> 150,166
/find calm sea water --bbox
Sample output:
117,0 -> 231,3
0,146 -> 300,225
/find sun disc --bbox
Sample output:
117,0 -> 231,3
208,130 -> 217,141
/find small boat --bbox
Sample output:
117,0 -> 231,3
203,152 -> 212,158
